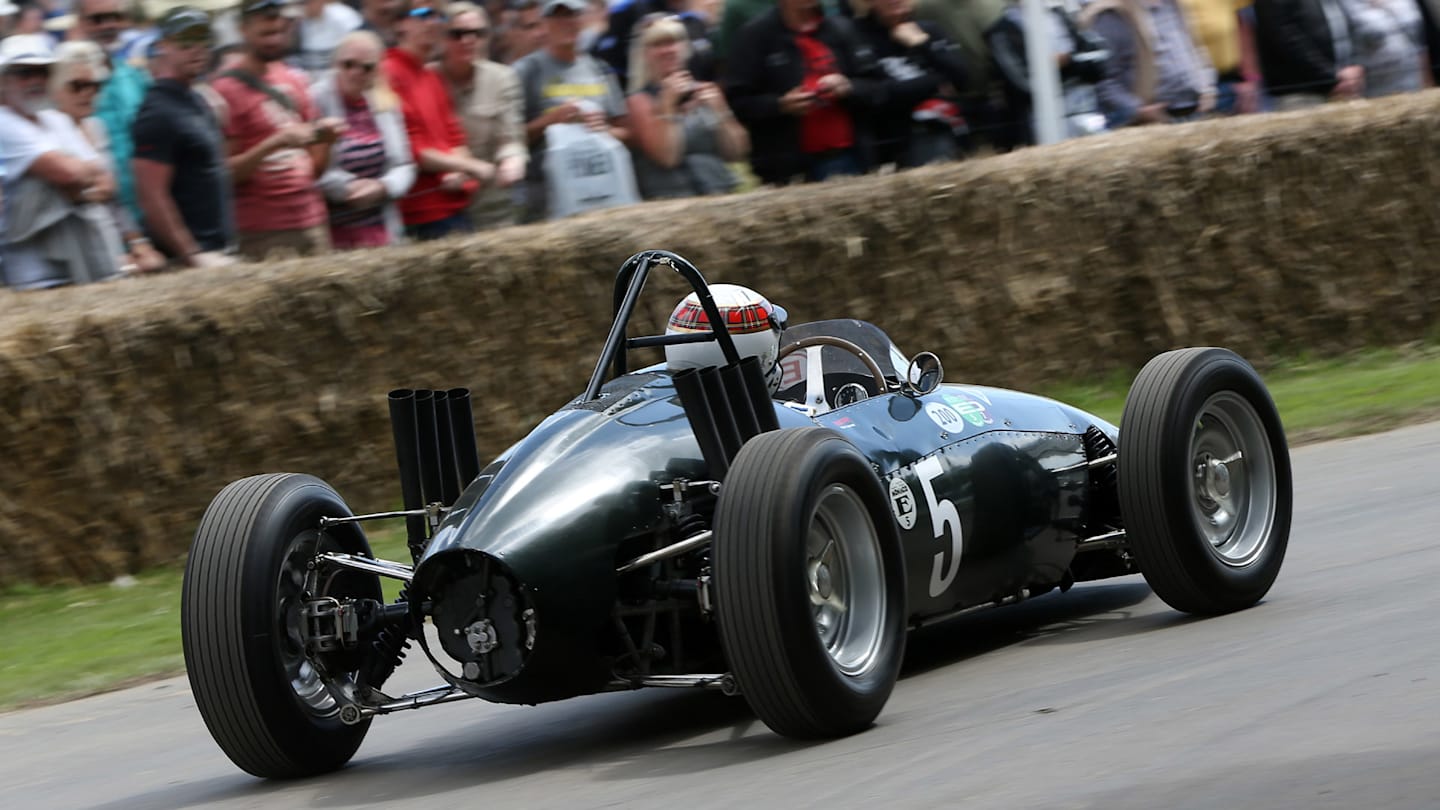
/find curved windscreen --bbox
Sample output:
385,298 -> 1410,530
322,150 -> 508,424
776,319 -> 910,401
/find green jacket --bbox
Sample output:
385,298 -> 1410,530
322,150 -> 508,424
914,0 -> 1009,97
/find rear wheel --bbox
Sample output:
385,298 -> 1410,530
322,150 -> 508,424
713,428 -> 906,738
182,473 -> 382,778
1118,348 -> 1293,614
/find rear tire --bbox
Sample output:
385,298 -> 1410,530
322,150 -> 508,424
713,428 -> 906,738
1118,348 -> 1292,615
182,473 -> 382,778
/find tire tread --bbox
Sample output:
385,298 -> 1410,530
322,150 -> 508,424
1119,348 -> 1291,615
713,428 -> 905,738
182,473 -> 371,778
716,429 -> 817,735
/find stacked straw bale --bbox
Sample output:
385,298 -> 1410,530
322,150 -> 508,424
3,91 -> 1439,584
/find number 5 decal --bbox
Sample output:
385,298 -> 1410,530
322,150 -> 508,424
916,456 -> 962,597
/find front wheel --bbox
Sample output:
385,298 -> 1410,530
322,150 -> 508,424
181,473 -> 382,778
713,428 -> 907,738
1118,348 -> 1293,615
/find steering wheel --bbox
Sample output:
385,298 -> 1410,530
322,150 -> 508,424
776,336 -> 891,412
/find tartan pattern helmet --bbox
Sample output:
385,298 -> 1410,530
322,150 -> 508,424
665,284 -> 786,392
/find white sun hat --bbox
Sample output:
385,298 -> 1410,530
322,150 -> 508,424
0,34 -> 58,70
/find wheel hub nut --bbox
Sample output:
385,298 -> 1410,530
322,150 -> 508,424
465,619 -> 498,655
1207,459 -> 1231,498
814,564 -> 833,600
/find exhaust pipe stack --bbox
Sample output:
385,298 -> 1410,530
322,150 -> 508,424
719,362 -> 760,441
413,390 -> 444,511
673,369 -> 728,479
446,388 -> 483,490
388,387 -> 485,558
674,358 -> 781,480
739,357 -> 780,434
432,389 -> 462,507
387,389 -> 429,556
698,367 -> 743,463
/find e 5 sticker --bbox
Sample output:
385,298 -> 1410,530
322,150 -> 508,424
888,476 -> 917,530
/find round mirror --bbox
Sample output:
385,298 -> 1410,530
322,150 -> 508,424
905,352 -> 944,396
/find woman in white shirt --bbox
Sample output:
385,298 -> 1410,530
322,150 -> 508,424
51,41 -> 166,275
0,34 -> 123,289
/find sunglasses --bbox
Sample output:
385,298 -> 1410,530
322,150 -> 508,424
8,65 -> 50,81
339,59 -> 377,73
448,27 -> 490,39
67,79 -> 105,94
86,11 -> 125,25
408,6 -> 446,19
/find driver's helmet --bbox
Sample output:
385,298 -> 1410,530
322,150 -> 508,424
665,284 -> 787,392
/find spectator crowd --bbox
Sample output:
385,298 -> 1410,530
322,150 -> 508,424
1,0 -> 1437,287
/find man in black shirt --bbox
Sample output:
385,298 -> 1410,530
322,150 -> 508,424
853,0 -> 967,167
724,0 -> 885,184
1251,0 -> 1363,109
132,7 -> 236,268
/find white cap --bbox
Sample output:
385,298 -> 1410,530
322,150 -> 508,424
0,34 -> 58,70
43,13 -> 77,32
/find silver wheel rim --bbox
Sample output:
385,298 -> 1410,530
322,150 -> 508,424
1188,392 -> 1277,567
276,530 -> 343,717
807,484 -> 886,677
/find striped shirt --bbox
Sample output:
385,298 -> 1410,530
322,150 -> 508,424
329,98 -> 388,230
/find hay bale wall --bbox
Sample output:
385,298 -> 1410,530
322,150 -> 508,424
3,92 -> 1439,585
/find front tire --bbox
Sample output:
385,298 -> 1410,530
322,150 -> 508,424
713,428 -> 906,738
182,473 -> 382,778
1118,348 -> 1293,615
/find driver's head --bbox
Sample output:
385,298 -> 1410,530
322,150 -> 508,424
665,284 -> 787,392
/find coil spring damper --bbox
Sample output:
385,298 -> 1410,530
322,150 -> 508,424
1083,425 -> 1121,529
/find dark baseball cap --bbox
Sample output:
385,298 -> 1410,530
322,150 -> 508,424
240,0 -> 301,16
158,6 -> 212,38
541,0 -> 586,15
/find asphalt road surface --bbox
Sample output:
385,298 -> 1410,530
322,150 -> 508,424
4,423 -> 1438,810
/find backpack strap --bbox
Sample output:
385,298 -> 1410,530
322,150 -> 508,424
218,68 -> 297,115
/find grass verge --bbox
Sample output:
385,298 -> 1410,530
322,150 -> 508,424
6,344 -> 1440,711
1040,344 -> 1440,442
0,530 -> 410,711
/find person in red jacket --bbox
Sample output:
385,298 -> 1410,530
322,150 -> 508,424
383,0 -> 496,239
